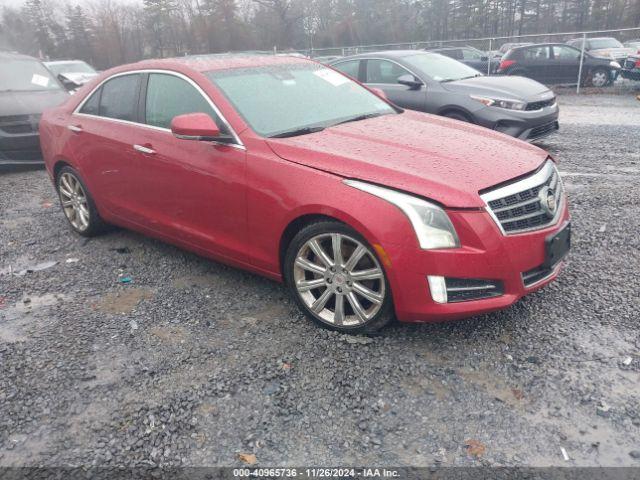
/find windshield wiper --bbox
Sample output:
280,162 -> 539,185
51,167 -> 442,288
269,125 -> 326,138
332,112 -> 386,126
441,74 -> 482,83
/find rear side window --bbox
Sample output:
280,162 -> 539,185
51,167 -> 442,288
99,74 -> 141,122
522,47 -> 550,60
332,60 -> 360,80
80,90 -> 100,115
445,49 -> 463,60
145,73 -> 220,130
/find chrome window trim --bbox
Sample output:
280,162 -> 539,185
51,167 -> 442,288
481,159 -> 565,236
72,68 -> 245,150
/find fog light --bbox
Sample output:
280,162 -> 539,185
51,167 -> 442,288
427,276 -> 447,304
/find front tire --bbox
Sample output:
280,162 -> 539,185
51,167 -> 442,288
442,111 -> 472,123
589,67 -> 610,87
284,221 -> 395,334
56,166 -> 108,237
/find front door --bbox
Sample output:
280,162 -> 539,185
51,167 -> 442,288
363,59 -> 427,112
126,72 -> 248,261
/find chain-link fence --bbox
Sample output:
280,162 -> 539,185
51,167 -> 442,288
299,27 -> 640,93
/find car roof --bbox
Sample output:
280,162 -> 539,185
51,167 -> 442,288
45,60 -> 88,65
0,51 -> 41,62
335,50 -> 440,60
130,53 -> 311,73
509,43 -> 572,50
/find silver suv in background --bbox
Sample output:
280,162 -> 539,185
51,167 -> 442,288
330,51 -> 559,142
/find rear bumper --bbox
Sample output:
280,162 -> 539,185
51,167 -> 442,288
474,104 -> 560,141
384,202 -> 570,323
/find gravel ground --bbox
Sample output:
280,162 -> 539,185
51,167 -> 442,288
1,93 -> 639,469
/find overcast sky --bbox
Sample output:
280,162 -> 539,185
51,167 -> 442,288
0,0 -> 141,8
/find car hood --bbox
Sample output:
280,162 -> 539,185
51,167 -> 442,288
266,110 -> 548,208
0,89 -> 68,116
60,72 -> 98,85
590,47 -> 636,58
441,75 -> 552,101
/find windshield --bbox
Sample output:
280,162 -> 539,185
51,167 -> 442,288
47,61 -> 96,76
401,53 -> 481,82
0,59 -> 62,92
590,38 -> 624,49
207,63 -> 395,138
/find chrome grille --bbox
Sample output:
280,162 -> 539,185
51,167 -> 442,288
481,160 -> 564,234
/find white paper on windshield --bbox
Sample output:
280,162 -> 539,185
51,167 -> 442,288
313,68 -> 349,86
31,74 -> 50,87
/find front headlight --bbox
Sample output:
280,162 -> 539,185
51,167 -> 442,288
470,95 -> 526,111
344,180 -> 460,250
610,61 -> 621,68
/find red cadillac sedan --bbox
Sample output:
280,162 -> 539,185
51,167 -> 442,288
39,54 -> 570,333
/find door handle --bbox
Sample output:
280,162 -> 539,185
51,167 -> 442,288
133,144 -> 156,155
68,125 -> 83,133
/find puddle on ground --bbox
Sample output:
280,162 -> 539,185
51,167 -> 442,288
93,288 -> 154,314
0,293 -> 68,343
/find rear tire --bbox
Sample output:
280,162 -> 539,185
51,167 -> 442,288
56,166 -> 108,237
284,221 -> 395,334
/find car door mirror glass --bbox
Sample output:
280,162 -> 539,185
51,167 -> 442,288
171,113 -> 223,141
397,74 -> 423,89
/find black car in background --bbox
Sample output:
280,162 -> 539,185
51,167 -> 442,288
621,55 -> 640,81
497,43 -> 621,87
429,46 -> 498,73
0,52 -> 68,166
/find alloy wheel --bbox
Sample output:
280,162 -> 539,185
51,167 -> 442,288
58,172 -> 90,231
293,233 -> 386,327
591,70 -> 608,87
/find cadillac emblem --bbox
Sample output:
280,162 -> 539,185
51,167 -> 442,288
539,186 -> 557,218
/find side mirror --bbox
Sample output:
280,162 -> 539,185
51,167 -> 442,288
171,113 -> 224,141
397,74 -> 423,89
370,87 -> 388,100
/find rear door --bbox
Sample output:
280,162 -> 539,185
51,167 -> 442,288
70,73 -> 145,217
363,58 -> 426,111
520,46 -> 553,83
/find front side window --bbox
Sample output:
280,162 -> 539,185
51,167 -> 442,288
207,63 -> 395,138
332,60 -> 360,80
0,59 -> 63,92
462,48 -> 483,60
553,46 -> 580,60
145,73 -> 220,130
365,59 -> 411,84
99,74 -> 141,122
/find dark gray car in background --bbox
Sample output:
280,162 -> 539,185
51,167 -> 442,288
1,52 -> 68,166
330,50 -> 559,141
